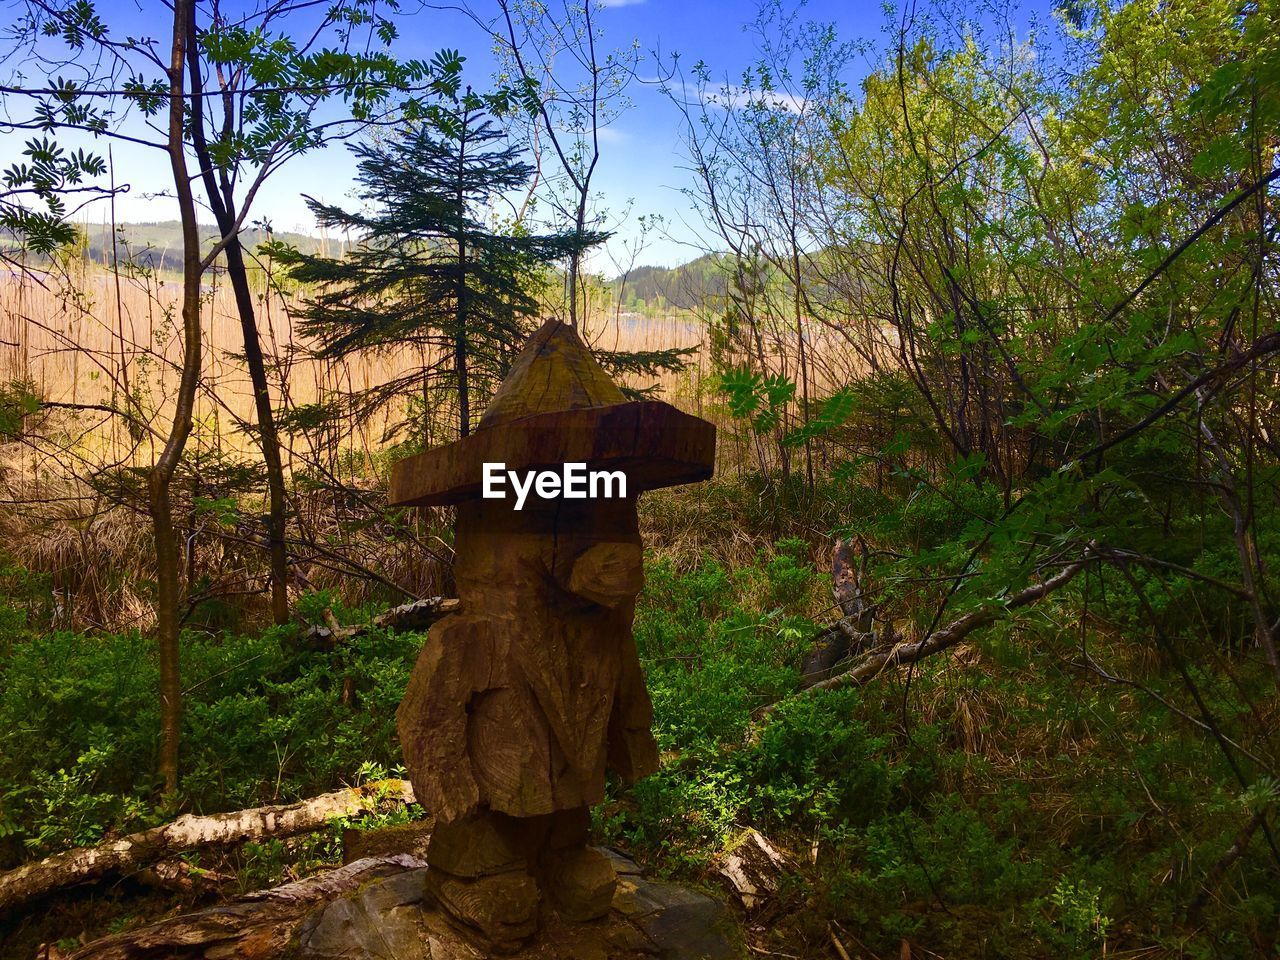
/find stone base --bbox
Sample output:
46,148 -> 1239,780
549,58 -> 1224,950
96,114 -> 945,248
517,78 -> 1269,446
297,849 -> 742,960
63,848 -> 742,960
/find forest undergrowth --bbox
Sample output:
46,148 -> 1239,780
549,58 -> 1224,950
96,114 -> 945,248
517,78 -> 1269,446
0,475 -> 1274,959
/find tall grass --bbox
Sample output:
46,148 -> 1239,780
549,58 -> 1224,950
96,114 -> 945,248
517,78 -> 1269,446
0,262 -> 711,462
0,251 -> 868,631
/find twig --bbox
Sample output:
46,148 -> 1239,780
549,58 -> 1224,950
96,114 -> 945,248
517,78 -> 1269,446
829,923 -> 854,960
832,921 -> 883,960
748,946 -> 801,959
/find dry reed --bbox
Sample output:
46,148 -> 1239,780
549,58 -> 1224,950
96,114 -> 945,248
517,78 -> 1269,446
0,255 -> 861,629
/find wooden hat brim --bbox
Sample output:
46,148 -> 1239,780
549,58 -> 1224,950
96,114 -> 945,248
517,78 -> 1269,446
388,400 -> 716,508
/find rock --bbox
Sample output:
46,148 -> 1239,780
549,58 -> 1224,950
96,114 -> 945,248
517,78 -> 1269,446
604,922 -> 657,956
715,830 -> 787,911
298,867 -> 429,958
600,847 -> 643,876
65,856 -> 427,960
68,850 -> 743,960
613,875 -> 741,960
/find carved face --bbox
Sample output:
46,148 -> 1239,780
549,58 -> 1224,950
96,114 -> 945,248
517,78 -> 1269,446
452,498 -> 643,612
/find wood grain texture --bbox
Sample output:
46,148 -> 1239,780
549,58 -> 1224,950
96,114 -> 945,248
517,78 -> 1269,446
388,399 -> 716,507
60,856 -> 425,959
396,499 -> 659,824
390,316 -> 714,507
478,318 -> 625,428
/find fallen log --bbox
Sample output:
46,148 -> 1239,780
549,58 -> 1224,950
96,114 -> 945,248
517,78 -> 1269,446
759,560 -> 1088,718
0,780 -> 415,914
61,854 -> 427,960
797,621 -> 864,688
132,857 -> 235,896
299,596 -> 458,649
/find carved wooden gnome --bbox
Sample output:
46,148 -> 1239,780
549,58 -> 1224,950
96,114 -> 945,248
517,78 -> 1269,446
389,319 -> 715,949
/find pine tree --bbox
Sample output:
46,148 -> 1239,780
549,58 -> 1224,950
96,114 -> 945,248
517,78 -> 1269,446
275,91 -> 595,441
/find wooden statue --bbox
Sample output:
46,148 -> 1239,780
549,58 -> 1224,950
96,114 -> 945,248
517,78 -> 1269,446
389,319 -> 715,949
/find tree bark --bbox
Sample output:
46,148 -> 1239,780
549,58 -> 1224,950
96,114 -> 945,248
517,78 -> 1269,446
149,0 -> 200,796
1186,808 -> 1270,919
798,538 -> 876,688
226,236 -> 291,625
0,781 -> 414,914
790,238 -> 814,491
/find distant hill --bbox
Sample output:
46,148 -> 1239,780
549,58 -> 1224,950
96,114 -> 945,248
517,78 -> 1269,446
72,220 -> 344,274
50,221 -> 728,315
607,253 -> 728,314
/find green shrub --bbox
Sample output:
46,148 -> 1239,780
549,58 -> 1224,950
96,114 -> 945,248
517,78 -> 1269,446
0,622 -> 421,865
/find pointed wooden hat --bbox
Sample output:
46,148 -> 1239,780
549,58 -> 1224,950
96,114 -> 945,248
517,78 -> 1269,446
389,319 -> 716,507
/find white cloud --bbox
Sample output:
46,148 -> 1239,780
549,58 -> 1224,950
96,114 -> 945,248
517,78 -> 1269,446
599,0 -> 646,7
595,125 -> 630,144
701,85 -> 807,114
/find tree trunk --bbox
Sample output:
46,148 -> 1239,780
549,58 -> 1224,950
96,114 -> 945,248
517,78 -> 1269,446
568,200 -> 585,328
220,234 -> 290,624
791,240 -> 814,491
454,111 -> 471,437
455,236 -> 470,438
185,8 -> 290,625
298,596 -> 458,649
149,0 -> 201,796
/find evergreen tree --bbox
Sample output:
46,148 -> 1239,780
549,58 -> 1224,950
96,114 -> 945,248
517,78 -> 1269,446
276,91 -> 595,440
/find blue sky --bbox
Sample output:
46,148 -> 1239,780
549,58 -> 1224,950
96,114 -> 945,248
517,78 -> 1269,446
2,0 -> 1055,269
